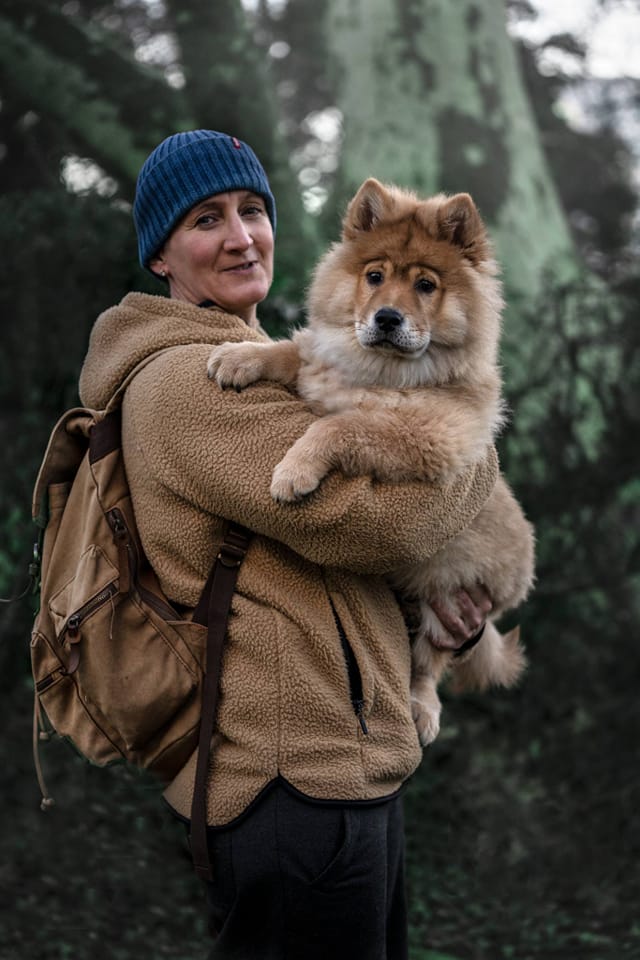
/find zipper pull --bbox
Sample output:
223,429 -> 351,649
354,700 -> 369,736
108,510 -> 131,594
29,535 -> 43,594
62,614 -> 82,674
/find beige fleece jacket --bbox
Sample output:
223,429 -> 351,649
79,292 -> 498,824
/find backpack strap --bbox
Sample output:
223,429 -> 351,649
108,346 -> 252,879
189,522 -> 252,881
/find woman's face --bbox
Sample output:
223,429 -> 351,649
150,190 -> 274,325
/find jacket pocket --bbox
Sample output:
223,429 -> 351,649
329,598 -> 369,735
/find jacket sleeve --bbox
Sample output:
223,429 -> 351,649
123,344 -> 498,576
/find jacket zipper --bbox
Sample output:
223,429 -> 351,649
329,598 -> 369,735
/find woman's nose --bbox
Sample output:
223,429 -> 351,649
223,214 -> 253,250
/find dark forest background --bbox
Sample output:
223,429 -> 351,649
1,1 -> 639,958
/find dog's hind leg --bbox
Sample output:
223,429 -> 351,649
410,674 -> 442,747
410,640 -> 450,746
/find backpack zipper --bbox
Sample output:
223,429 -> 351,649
57,581 -> 119,675
107,508 -> 132,595
63,582 -> 119,639
35,667 -> 66,693
106,507 -> 179,621
329,597 -> 369,735
45,508 -> 179,678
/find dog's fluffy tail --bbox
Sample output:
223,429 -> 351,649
448,623 -> 526,694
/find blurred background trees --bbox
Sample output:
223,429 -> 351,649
1,0 -> 639,957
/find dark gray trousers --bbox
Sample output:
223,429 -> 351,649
202,781 -> 409,960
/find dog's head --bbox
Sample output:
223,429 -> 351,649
307,178 -> 503,388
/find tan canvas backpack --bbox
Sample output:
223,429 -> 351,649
29,352 -> 249,879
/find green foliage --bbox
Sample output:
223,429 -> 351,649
0,188 -> 152,409
0,14 -> 146,181
0,0 -> 190,194
500,274 -> 640,622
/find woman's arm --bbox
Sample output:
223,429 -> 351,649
124,345 -> 498,576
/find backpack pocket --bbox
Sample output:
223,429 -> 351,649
49,543 -> 119,641
33,539 -> 204,766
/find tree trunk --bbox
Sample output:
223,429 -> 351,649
326,0 -> 578,298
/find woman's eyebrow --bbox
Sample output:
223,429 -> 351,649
191,199 -> 223,215
191,192 -> 262,216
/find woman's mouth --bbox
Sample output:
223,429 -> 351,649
225,261 -> 257,273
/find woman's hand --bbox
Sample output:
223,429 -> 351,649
430,585 -> 493,651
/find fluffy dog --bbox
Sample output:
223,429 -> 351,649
208,178 -> 535,745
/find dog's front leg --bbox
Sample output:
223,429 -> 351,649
272,406 -> 450,503
207,339 -> 301,390
270,408 -> 400,501
270,420 -> 338,501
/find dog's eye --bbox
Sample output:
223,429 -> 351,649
416,278 -> 436,294
366,271 -> 384,286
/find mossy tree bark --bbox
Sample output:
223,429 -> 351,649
326,0 -> 578,299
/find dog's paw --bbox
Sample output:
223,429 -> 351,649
411,696 -> 441,747
207,343 -> 265,389
270,455 -> 324,503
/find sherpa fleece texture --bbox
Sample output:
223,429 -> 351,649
79,292 -> 498,825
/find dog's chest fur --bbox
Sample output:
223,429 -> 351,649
297,349 -> 420,418
295,328 -> 431,417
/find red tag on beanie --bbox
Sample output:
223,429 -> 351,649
231,137 -> 241,149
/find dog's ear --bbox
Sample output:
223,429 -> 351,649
342,178 -> 393,239
435,194 -> 489,263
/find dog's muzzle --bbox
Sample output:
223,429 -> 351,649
374,307 -> 404,334
358,307 -> 430,356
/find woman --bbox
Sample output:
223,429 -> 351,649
79,130 -> 497,959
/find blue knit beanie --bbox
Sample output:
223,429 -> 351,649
133,130 -> 277,269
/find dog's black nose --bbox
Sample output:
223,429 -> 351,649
374,308 -> 403,332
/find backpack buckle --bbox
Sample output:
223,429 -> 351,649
216,543 -> 246,568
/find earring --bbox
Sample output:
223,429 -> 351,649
160,270 -> 167,278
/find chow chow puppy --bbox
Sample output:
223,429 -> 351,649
208,178 -> 535,745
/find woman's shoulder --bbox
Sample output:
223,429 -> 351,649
122,342 -> 302,460
80,292 -> 268,407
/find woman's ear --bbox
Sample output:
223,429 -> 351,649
149,253 -> 169,279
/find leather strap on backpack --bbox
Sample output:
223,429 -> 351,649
188,521 -> 252,881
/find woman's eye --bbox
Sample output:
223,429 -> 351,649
242,204 -> 265,217
195,214 -> 217,226
366,271 -> 384,286
416,278 -> 436,294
